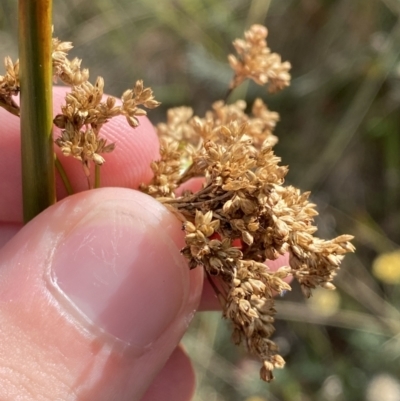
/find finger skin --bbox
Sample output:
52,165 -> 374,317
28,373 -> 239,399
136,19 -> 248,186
140,346 -> 196,401
0,86 -> 224,323
0,188 -> 203,401
0,223 -> 21,249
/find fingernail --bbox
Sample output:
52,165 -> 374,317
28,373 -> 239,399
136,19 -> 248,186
51,199 -> 188,348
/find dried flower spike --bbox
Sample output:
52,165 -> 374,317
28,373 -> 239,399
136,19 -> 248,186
155,121 -> 354,382
121,80 -> 161,128
52,36 -> 160,185
228,24 -> 291,93
142,25 -> 354,382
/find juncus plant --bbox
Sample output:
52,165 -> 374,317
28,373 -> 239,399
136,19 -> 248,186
0,19 -> 354,389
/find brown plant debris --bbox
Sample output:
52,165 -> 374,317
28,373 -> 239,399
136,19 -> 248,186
141,25 -> 355,382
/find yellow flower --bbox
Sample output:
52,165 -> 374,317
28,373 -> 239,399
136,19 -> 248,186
372,250 -> 400,284
307,288 -> 340,316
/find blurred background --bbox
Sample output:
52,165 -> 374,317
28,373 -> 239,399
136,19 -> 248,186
1,0 -> 400,400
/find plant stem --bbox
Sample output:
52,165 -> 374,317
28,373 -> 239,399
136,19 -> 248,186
205,270 -> 227,308
54,156 -> 73,195
94,165 -> 101,189
19,0 -> 55,223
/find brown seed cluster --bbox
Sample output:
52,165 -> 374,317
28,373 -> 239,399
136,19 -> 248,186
146,121 -> 354,381
228,24 -> 291,93
52,37 -> 160,183
0,56 -> 20,117
141,25 -> 355,382
52,38 -> 88,86
141,98 -> 280,198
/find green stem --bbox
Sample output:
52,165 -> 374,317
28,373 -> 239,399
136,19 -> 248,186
54,155 -> 73,195
19,0 -> 55,223
224,86 -> 234,102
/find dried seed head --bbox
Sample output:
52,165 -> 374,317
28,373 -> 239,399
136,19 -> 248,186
146,65 -> 354,381
228,24 -> 291,93
51,35 -> 160,184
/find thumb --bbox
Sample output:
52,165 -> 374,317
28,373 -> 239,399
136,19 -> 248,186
0,188 -> 203,401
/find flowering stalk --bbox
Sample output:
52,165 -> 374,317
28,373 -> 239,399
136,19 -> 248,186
18,0 -> 55,222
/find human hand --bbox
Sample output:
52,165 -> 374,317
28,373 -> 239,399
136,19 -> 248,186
0,87 -> 289,400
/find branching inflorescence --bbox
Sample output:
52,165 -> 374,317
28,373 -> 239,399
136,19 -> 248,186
51,37 -> 160,184
141,25 -> 355,381
0,24 -> 354,382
